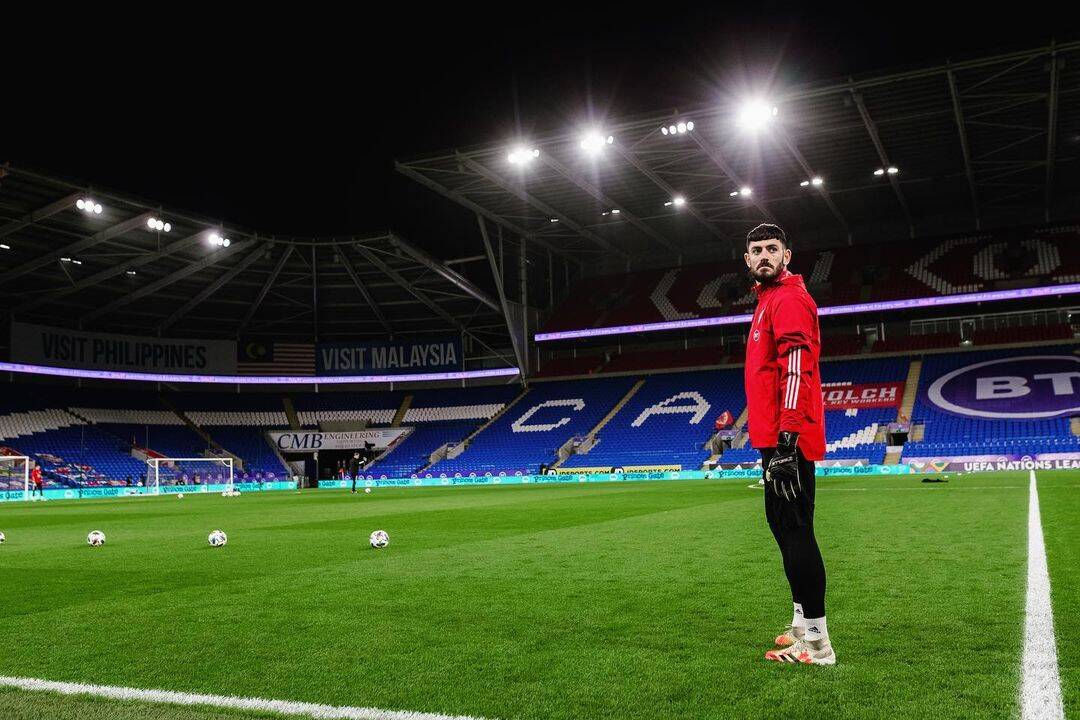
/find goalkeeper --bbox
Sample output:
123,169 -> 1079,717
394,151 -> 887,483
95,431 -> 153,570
742,223 -> 833,666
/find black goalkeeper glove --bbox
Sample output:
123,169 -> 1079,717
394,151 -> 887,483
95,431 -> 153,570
766,431 -> 802,502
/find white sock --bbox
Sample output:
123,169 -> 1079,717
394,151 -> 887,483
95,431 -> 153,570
804,616 -> 828,642
791,602 -> 805,629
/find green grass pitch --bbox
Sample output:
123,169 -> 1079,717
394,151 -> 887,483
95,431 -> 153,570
0,472 -> 1076,720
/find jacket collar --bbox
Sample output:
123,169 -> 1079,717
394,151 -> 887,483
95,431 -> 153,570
752,268 -> 803,297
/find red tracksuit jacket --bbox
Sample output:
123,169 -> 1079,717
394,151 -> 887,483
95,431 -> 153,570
743,270 -> 826,461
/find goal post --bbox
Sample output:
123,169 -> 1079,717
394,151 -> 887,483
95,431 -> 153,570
0,455 -> 31,501
146,457 -> 234,495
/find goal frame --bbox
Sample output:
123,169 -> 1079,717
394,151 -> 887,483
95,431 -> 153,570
0,455 -> 31,501
146,457 -> 234,495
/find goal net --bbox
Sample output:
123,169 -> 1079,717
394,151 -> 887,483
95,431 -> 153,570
146,457 -> 234,495
0,455 -> 30,501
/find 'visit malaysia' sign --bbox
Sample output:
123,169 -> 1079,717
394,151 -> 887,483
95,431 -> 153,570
316,337 -> 462,376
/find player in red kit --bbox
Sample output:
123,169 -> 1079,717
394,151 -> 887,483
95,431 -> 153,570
742,223 -> 834,665
30,465 -> 43,499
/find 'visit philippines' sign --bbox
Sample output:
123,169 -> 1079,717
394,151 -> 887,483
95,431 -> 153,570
927,354 -> 1080,419
316,337 -> 462,376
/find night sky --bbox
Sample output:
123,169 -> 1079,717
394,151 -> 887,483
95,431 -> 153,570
2,5 -> 1060,258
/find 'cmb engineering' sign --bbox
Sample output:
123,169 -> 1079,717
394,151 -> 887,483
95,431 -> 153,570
268,428 -> 412,452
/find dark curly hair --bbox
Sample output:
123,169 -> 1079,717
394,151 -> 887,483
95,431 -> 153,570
745,223 -> 789,250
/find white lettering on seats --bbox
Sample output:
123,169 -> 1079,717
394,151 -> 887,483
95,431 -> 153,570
511,399 -> 586,433
631,392 -> 711,427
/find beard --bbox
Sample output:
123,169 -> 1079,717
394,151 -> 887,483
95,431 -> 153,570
748,260 -> 785,285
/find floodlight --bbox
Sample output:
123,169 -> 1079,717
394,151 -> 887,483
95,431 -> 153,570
811,177 -> 824,186
580,132 -> 613,156
739,187 -> 752,197
887,166 -> 899,175
874,168 -> 885,176
0,244 -> 10,250
672,196 -> 686,207
76,199 -> 86,210
737,101 -> 778,131
800,180 -> 810,187
677,122 -> 687,134
507,147 -> 539,165
93,204 -> 102,214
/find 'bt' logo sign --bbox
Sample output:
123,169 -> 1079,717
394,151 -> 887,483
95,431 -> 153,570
927,355 -> 1080,419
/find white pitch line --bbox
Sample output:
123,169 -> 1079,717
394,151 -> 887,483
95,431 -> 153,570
0,676 -> 492,720
1020,470 -> 1065,720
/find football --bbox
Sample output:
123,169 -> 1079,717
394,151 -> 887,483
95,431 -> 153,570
364,488 -> 372,494
369,530 -> 389,549
0,531 -> 6,544
177,493 -> 184,500
87,530 -> 105,547
208,529 -> 228,547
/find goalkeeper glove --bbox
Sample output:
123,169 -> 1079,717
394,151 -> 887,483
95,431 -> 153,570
766,430 -> 802,502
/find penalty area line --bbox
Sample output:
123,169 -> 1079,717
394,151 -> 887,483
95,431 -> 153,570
1020,470 -> 1064,720
0,676 -> 494,720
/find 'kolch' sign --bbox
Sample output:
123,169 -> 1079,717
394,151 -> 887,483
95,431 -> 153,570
268,428 -> 412,452
316,337 -> 462,376
10,322 -> 237,374
822,382 -> 903,409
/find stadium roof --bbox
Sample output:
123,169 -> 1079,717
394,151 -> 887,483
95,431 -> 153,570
397,42 -> 1080,273
0,166 -> 514,366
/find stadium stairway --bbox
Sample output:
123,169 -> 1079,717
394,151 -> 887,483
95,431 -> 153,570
731,405 -> 750,448
1072,417 -> 1080,438
416,385 -> 531,474
552,378 -> 646,468
282,397 -> 301,430
884,359 -> 920,464
391,395 -> 413,427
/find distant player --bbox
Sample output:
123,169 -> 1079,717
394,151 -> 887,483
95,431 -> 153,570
30,465 -> 43,499
743,223 -> 834,665
348,452 -> 364,494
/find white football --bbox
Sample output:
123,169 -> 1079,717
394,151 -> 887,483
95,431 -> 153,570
369,530 -> 389,549
177,493 -> 184,500
208,529 -> 228,547
0,531 -> 6,544
87,530 -> 106,547
364,487 -> 372,494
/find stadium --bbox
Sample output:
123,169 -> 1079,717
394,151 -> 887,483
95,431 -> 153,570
1,30 -> 1078,720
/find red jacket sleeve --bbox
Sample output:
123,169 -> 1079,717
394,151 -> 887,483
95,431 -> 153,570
772,290 -> 815,434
